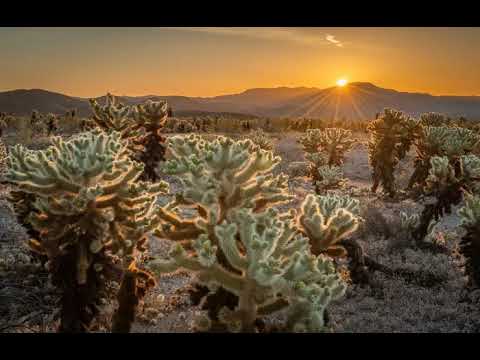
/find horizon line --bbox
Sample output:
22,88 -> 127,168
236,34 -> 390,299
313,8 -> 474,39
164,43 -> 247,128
0,83 -> 479,99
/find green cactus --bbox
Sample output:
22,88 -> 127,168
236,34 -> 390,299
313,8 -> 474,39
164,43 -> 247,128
408,126 -> 480,194
298,194 -> 361,257
151,207 -> 346,332
164,117 -> 197,133
248,129 -> 273,151
412,155 -> 480,247
314,165 -> 347,193
299,128 -> 354,166
6,129 -> 168,332
458,193 -> 480,287
0,139 -> 7,179
150,134 -> 347,331
419,112 -> 451,127
45,113 -> 59,136
367,108 -> 420,197
89,94 -> 169,182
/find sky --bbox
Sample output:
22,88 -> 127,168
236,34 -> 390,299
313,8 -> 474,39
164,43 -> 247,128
1,27 -> 479,98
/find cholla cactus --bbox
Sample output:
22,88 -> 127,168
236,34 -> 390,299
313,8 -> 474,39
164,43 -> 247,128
314,165 -> 347,192
300,128 -> 354,166
248,129 -> 273,151
419,112 -> 451,127
288,118 -> 313,132
367,108 -> 420,197
6,129 -> 168,332
0,116 -> 7,137
458,193 -> 480,287
150,134 -> 347,331
408,126 -> 480,193
45,113 -> 59,136
164,117 -> 197,133
131,100 -> 169,181
412,155 -> 480,245
152,208 -> 346,332
0,139 -> 7,179
89,94 -> 169,182
298,194 -> 361,256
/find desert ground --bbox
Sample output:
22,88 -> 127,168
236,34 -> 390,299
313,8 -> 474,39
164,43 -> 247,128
1,130 -> 479,333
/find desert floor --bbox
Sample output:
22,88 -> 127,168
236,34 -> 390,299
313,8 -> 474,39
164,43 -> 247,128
1,131 -> 480,333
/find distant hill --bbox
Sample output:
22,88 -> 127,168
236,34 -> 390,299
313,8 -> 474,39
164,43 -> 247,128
1,83 -> 480,121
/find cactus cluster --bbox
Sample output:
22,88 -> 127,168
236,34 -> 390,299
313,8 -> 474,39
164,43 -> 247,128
288,118 -> 313,132
164,117 -> 197,133
5,129 -> 168,332
298,194 -> 361,256
299,128 -> 354,194
248,129 -> 273,151
300,128 -> 354,167
89,94 -> 169,182
0,139 -> 7,179
149,134 -> 353,332
458,194 -> 480,287
419,112 -> 451,127
367,108 -> 419,197
408,126 -> 480,194
412,154 -> 480,245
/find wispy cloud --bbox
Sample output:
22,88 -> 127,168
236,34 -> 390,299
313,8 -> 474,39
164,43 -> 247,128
325,34 -> 344,47
164,27 -> 346,47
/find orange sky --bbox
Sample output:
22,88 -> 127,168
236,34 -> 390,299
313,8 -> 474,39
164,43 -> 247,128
1,27 -> 479,97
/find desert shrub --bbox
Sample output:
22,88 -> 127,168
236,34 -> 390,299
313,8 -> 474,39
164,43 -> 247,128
367,108 -> 419,197
149,134 -> 348,332
5,129 -> 168,332
408,126 -> 480,194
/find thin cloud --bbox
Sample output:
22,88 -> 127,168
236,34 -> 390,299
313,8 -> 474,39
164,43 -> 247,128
164,27 -> 346,47
325,34 -> 344,47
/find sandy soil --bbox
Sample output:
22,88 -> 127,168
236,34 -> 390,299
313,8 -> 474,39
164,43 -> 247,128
1,131 -> 479,333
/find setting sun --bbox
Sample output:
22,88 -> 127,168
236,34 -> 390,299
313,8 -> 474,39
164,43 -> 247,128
336,78 -> 348,87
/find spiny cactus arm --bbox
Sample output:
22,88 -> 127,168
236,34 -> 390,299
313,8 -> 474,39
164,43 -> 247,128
215,222 -> 248,271
298,194 -> 360,255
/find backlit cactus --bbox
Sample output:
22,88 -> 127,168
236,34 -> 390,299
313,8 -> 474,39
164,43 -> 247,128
458,193 -> 480,287
300,128 -> 354,166
89,94 -> 169,182
408,126 -> 480,194
0,139 -> 7,179
412,155 -> 480,245
164,117 -> 197,133
248,129 -> 273,151
314,165 -> 347,193
419,112 -> 451,127
5,129 -> 168,332
367,108 -> 419,197
298,193 -> 361,256
152,207 -> 346,332
150,134 -> 347,332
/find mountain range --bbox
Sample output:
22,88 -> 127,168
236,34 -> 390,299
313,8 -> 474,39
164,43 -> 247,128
1,82 -> 480,121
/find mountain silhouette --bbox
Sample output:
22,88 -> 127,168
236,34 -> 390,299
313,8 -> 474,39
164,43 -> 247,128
1,83 -> 480,120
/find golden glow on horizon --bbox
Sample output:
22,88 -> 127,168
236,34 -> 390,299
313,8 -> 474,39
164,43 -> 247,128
336,79 -> 348,87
